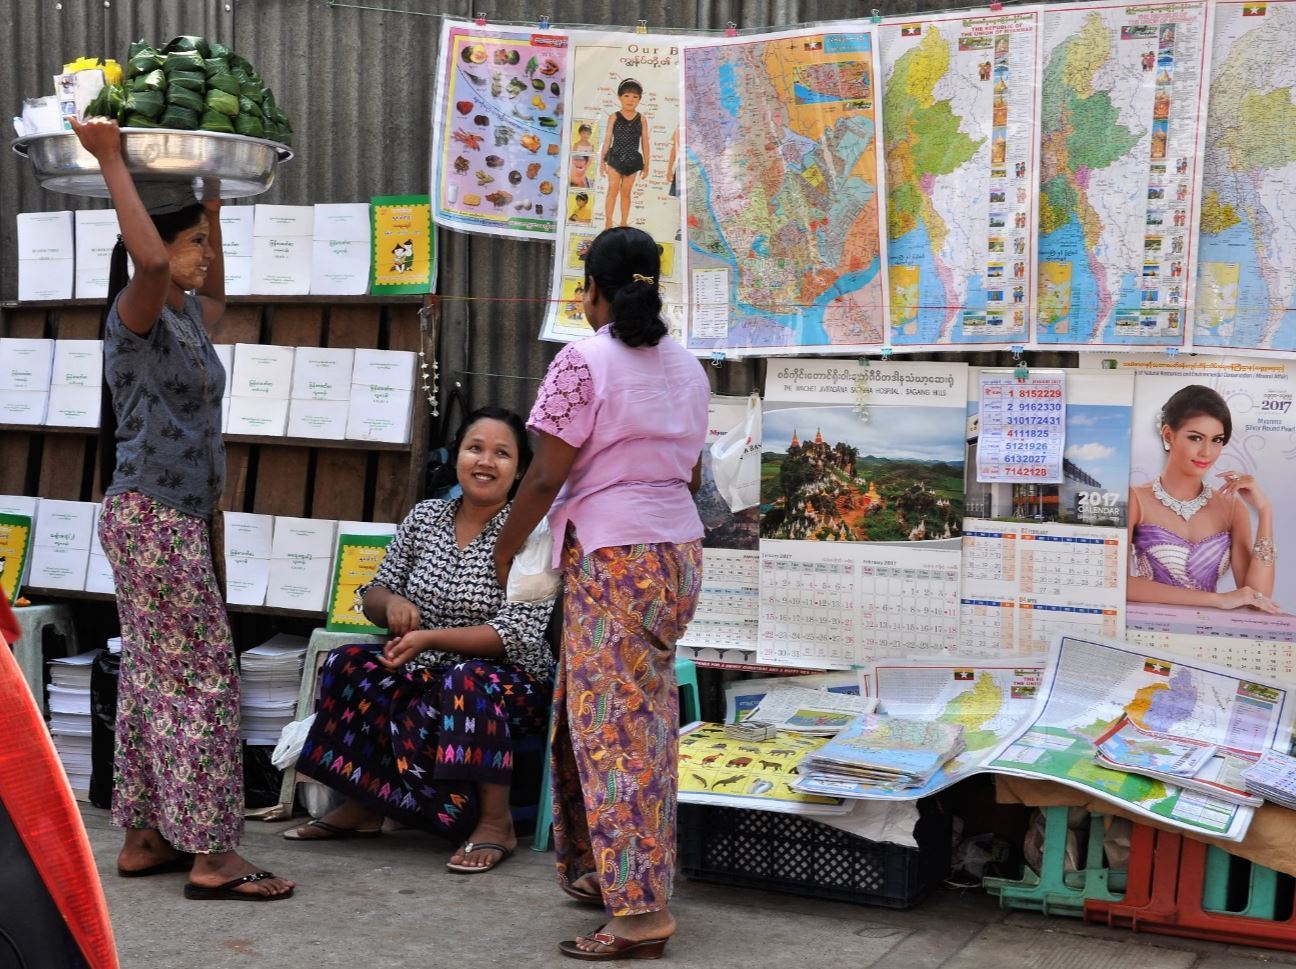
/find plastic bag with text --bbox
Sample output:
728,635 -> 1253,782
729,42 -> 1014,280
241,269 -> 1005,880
710,394 -> 762,512
507,518 -> 561,604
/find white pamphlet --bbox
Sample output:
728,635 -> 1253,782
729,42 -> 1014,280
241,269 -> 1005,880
219,206 -> 255,259
251,235 -> 312,295
45,385 -> 101,427
287,398 -> 349,439
227,397 -> 289,437
291,347 -> 354,400
51,340 -> 102,387
310,239 -> 370,296
345,386 -> 412,444
351,349 -> 417,392
230,344 -> 293,399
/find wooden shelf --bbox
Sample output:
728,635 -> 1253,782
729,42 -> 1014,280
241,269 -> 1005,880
2,295 -> 425,310
0,424 -> 411,452
23,586 -> 324,620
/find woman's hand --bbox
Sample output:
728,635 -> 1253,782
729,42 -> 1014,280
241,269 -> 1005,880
201,196 -> 222,216
69,116 -> 123,161
1218,470 -> 1270,515
493,547 -> 512,590
379,630 -> 428,670
383,595 -> 421,637
1218,586 -> 1282,614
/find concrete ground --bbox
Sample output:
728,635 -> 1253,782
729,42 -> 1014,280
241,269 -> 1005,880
83,806 -> 1294,968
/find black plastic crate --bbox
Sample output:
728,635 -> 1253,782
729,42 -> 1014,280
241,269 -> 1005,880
678,800 -> 950,909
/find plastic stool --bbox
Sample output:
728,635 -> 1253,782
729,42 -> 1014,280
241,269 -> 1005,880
984,808 -> 1126,917
532,657 -> 701,852
11,604 -> 80,713
268,630 -> 385,820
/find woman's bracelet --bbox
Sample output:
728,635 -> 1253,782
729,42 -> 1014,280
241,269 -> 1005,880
1253,537 -> 1276,565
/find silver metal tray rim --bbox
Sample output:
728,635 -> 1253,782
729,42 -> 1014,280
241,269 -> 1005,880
11,127 -> 294,163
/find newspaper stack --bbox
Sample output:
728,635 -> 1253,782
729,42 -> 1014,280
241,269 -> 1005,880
796,715 -> 965,793
1242,751 -> 1296,810
46,650 -> 100,796
744,686 -> 878,737
239,633 -> 307,745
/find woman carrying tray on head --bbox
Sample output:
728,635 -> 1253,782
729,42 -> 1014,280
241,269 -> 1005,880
1128,384 -> 1280,613
71,117 -> 293,902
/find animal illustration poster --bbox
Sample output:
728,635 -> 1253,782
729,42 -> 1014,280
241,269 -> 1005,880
370,195 -> 435,295
431,20 -> 570,239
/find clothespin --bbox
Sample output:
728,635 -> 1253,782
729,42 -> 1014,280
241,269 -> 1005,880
880,346 -> 893,360
710,351 -> 726,369
1011,345 -> 1028,381
537,14 -> 550,29
725,21 -> 738,37
1164,346 -> 1180,358
870,9 -> 882,24
858,356 -> 870,367
474,11 -> 486,26
989,1 -> 1004,10
636,19 -> 648,34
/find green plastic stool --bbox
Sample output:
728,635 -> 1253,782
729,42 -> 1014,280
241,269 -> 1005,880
1202,846 -> 1279,919
532,657 -> 701,852
984,808 -> 1127,917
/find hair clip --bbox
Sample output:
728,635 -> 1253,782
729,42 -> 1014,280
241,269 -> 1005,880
474,11 -> 486,26
725,21 -> 738,36
631,273 -> 655,284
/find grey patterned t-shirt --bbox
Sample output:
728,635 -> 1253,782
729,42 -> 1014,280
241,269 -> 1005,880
103,293 -> 226,519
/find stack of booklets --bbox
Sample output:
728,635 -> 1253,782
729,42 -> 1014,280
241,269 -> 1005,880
47,650 -> 99,796
1242,751 -> 1296,810
744,686 -> 878,737
795,714 -> 965,794
1094,717 -> 1262,807
239,633 -> 308,745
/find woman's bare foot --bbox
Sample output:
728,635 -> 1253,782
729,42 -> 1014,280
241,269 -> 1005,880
570,910 -> 676,954
117,828 -> 186,874
189,851 -> 294,898
283,799 -> 383,840
447,814 -> 516,871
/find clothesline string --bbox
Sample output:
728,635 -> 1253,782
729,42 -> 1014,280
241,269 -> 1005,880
323,0 -> 1041,31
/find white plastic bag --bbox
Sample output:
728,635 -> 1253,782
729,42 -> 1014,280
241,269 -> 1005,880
507,518 -> 561,603
710,393 -> 762,512
270,713 -> 316,769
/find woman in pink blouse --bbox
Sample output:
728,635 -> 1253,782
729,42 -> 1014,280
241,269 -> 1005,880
495,227 -> 710,961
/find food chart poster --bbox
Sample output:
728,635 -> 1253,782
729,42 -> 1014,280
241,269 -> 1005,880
431,20 -> 570,239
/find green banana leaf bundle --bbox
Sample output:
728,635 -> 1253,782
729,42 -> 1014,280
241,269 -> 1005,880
130,68 -> 166,92
199,107 -> 235,133
122,113 -> 162,128
164,35 -> 211,59
208,41 -> 232,60
207,72 -> 241,96
158,105 -> 200,130
203,57 -> 229,78
162,50 -> 204,75
166,84 -> 204,113
205,88 -> 238,117
126,49 -> 164,78
234,111 -> 264,138
166,69 -> 205,91
123,89 -> 164,119
84,83 -> 125,119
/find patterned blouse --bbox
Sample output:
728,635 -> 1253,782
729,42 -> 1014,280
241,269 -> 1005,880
358,498 -> 555,680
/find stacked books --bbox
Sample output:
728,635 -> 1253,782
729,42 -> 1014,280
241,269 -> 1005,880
1242,751 -> 1296,810
743,686 -> 878,737
795,714 -> 965,794
47,650 -> 99,796
239,633 -> 307,745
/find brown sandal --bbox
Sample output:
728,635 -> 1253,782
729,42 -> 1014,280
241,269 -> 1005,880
558,932 -> 669,961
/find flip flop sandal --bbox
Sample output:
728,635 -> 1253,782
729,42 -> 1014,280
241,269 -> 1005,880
281,818 -> 383,841
117,854 -> 195,878
558,932 -> 669,961
560,880 -> 604,906
183,871 -> 295,902
445,841 -> 514,874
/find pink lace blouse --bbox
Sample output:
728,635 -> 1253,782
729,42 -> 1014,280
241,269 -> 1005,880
528,325 -> 710,567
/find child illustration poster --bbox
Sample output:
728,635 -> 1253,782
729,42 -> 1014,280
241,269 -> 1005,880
0,513 -> 32,604
326,534 -> 394,633
370,195 -> 435,295
540,32 -> 685,344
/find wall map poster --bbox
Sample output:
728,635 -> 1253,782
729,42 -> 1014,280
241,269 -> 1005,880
431,20 -> 570,239
882,8 -> 1042,350
683,26 -> 888,357
1036,1 -> 1212,349
1194,0 -> 1296,355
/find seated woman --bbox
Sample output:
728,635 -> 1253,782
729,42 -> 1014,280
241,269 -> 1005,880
284,406 -> 556,873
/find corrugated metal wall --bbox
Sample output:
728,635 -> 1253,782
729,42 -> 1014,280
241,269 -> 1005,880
4,0 -> 1046,426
